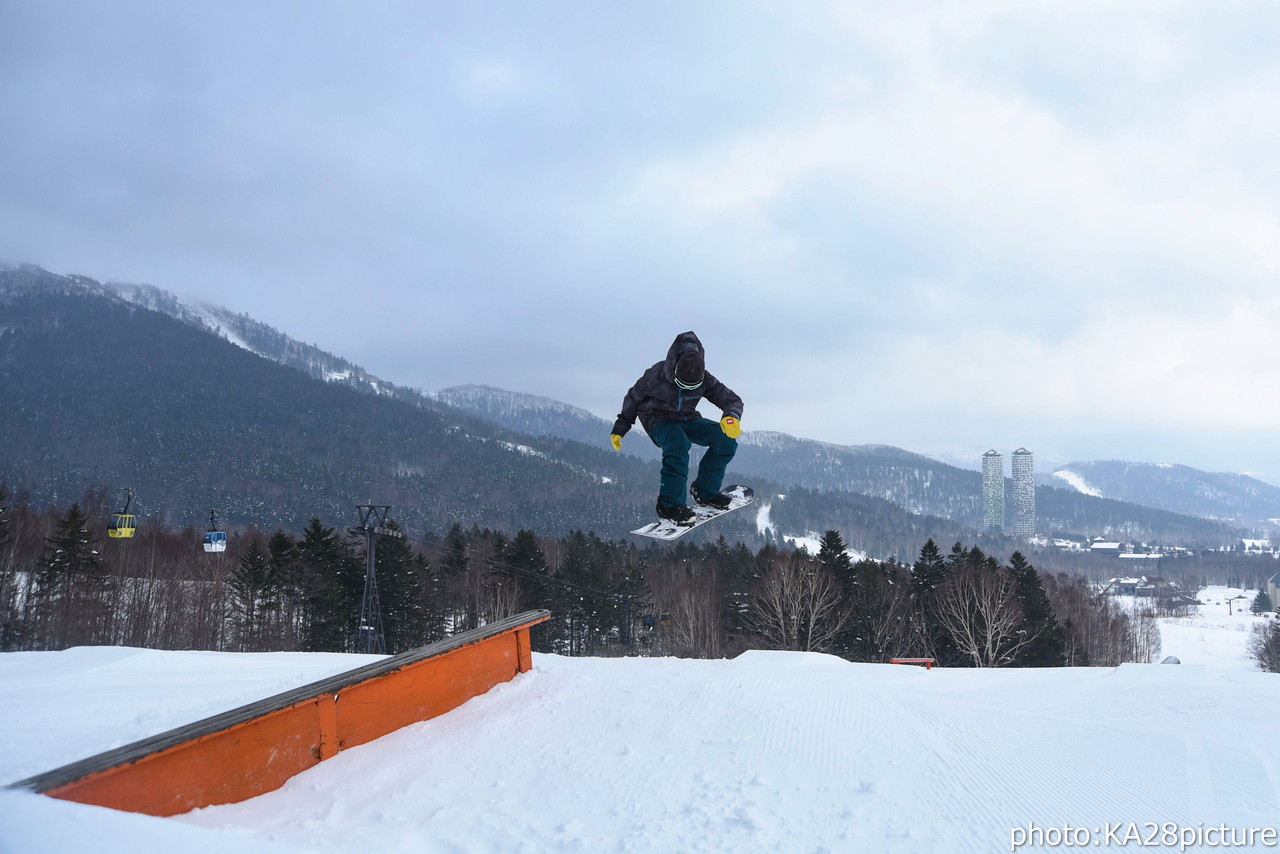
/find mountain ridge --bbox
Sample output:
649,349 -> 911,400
424,382 -> 1275,537
0,265 -> 1252,550
1046,460 -> 1280,528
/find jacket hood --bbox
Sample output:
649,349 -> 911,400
664,331 -> 705,380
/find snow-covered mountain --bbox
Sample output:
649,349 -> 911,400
23,263 -> 1266,532
435,388 -> 1253,543
112,276 -> 434,405
429,384 -> 635,456
1,263 -> 423,403
425,383 -> 991,521
0,265 -> 680,537
735,431 -> 977,518
426,384 -> 1278,535
1,264 -> 1254,545
1046,461 -> 1280,528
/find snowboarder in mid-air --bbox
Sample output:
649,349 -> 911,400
611,331 -> 744,525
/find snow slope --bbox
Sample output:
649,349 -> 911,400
1052,468 -> 1103,497
1156,587 -> 1270,671
2,590 -> 1278,853
0,647 -> 384,784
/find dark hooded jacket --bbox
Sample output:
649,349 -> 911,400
611,331 -> 744,439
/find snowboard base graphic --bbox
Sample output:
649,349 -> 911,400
631,485 -> 754,541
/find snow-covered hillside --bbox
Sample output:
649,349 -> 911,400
113,279 -> 409,399
2,590 -> 1277,853
1048,461 -> 1280,526
1052,468 -> 1103,497
430,384 -> 630,455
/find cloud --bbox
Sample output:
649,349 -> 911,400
5,1 -> 1280,479
868,296 -> 1280,424
602,1 -> 1280,456
627,31 -> 1279,305
454,58 -> 531,105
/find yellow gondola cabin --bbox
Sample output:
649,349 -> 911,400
109,488 -> 136,538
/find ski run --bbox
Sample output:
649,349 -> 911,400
1,587 -> 1278,853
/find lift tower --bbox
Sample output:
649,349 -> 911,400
349,505 -> 403,654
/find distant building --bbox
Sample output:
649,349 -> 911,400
1102,576 -> 1199,609
1103,577 -> 1143,595
981,450 -> 1005,532
1010,448 -> 1035,537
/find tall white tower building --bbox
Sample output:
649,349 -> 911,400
982,450 -> 1005,532
1011,448 -> 1036,537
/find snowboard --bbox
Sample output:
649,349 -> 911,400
631,485 -> 755,541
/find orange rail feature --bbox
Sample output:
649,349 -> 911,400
10,609 -> 550,817
889,657 -> 936,670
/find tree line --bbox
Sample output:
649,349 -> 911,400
0,486 -> 1172,668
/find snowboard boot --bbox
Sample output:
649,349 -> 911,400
690,483 -> 732,511
656,500 -> 696,524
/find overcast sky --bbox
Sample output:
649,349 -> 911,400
4,1 -> 1280,483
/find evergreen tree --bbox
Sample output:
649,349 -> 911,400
910,539 -> 947,597
34,503 -> 111,646
268,530 -> 298,577
416,555 -> 448,645
267,530 -> 302,648
910,538 -> 957,664
1251,588 -> 1273,614
818,530 -> 872,659
840,558 -> 899,661
559,533 -> 589,653
713,539 -> 757,645
956,543 -> 997,574
592,533 -> 626,653
296,518 -> 359,652
614,546 -> 654,651
440,523 -> 469,580
682,535 -> 755,652
502,530 -> 558,652
817,530 -> 854,578
438,522 -> 473,632
0,484 -> 9,553
372,520 -> 426,654
1007,551 -> 1066,667
229,537 -> 276,651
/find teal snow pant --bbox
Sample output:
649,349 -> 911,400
649,417 -> 738,508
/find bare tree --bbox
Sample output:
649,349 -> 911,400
476,568 -> 521,623
1249,621 -> 1280,672
746,552 -> 847,652
1127,602 -> 1162,663
934,563 -> 1040,667
1042,573 -> 1160,666
0,485 -> 21,650
867,575 -> 927,660
663,579 -> 725,658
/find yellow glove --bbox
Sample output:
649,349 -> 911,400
720,416 -> 741,438
610,433 -> 623,450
